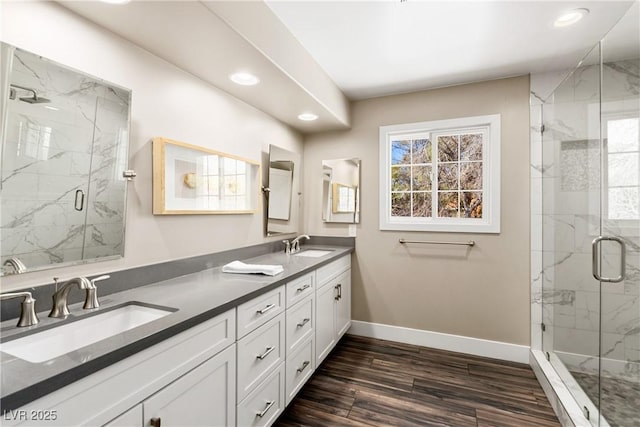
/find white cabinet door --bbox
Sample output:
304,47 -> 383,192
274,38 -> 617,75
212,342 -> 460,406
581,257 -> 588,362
335,269 -> 351,338
103,404 -> 142,427
315,282 -> 337,366
143,344 -> 236,427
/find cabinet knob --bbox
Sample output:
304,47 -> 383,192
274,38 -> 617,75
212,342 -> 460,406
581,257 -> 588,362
150,417 -> 161,427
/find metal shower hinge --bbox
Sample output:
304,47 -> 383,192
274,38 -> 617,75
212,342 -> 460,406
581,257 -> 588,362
122,170 -> 137,181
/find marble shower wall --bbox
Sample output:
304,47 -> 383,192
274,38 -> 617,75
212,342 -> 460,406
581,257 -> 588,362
532,54 -> 640,380
1,47 -> 129,271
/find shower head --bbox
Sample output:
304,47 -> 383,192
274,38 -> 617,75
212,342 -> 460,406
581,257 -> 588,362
9,83 -> 50,104
19,95 -> 50,104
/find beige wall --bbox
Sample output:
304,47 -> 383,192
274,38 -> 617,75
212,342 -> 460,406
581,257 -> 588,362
1,2 -> 303,291
303,76 -> 531,345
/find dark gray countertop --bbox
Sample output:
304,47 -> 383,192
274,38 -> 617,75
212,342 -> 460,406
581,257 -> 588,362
0,245 -> 353,412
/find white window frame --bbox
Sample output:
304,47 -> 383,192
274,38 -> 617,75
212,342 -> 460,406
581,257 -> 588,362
603,112 -> 640,227
379,114 -> 501,233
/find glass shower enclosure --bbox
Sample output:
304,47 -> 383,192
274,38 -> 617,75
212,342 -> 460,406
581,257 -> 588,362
536,3 -> 639,426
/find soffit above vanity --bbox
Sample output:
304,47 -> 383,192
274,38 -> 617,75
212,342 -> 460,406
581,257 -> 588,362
57,0 -> 351,134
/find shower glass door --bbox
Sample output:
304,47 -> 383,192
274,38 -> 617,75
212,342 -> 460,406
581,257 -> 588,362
541,43 -> 602,426
599,3 -> 640,426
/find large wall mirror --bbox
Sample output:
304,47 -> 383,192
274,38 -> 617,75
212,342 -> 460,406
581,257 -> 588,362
265,145 -> 300,236
0,43 -> 132,276
322,158 -> 360,223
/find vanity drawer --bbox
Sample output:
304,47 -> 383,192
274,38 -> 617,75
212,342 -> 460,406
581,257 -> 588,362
237,313 -> 285,402
237,362 -> 285,427
285,272 -> 314,307
316,255 -> 351,287
285,337 -> 314,405
285,295 -> 314,356
237,285 -> 285,339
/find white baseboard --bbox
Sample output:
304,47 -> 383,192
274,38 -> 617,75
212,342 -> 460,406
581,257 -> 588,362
348,320 -> 530,364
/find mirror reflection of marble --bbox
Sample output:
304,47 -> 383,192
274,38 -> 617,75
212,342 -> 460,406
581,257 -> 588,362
322,158 -> 360,223
265,145 -> 300,236
0,43 -> 132,276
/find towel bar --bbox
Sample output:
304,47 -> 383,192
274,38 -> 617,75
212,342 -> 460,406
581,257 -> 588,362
399,238 -> 475,247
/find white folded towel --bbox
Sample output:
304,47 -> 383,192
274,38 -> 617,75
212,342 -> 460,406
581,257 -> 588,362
222,260 -> 284,276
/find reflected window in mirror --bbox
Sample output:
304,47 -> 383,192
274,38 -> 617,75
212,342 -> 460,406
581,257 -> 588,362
0,43 -> 132,275
333,184 -> 356,213
322,159 -> 360,224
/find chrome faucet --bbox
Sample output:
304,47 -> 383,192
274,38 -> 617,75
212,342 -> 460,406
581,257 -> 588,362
84,275 -> 110,310
0,291 -> 39,327
49,277 -> 91,318
3,257 -> 27,275
290,235 -> 310,254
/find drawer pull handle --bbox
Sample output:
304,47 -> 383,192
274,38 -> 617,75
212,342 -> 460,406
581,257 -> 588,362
296,360 -> 310,373
257,303 -> 276,315
334,284 -> 340,300
256,400 -> 275,418
256,346 -> 275,360
296,284 -> 311,293
296,317 -> 310,328
338,283 -> 342,300
150,417 -> 161,427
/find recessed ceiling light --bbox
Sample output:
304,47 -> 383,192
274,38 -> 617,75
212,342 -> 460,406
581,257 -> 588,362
230,72 -> 260,86
98,0 -> 131,4
298,113 -> 318,121
554,8 -> 589,27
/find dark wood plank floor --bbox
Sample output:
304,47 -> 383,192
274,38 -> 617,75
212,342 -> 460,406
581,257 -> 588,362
275,335 -> 560,427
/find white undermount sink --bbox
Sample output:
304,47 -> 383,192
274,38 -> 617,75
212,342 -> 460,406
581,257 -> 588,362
294,249 -> 333,258
1,303 -> 174,363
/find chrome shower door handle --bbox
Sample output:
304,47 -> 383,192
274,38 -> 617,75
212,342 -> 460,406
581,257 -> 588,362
592,236 -> 626,283
74,189 -> 85,211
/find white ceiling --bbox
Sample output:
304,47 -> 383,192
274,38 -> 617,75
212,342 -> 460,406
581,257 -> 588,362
266,0 -> 634,100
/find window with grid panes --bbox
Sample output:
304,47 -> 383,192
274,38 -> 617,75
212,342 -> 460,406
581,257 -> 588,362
379,115 -> 500,233
605,115 -> 640,221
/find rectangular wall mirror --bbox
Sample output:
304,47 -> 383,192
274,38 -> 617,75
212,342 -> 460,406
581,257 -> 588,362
322,158 -> 360,223
0,42 -> 132,276
265,145 -> 300,236
152,137 -> 260,215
